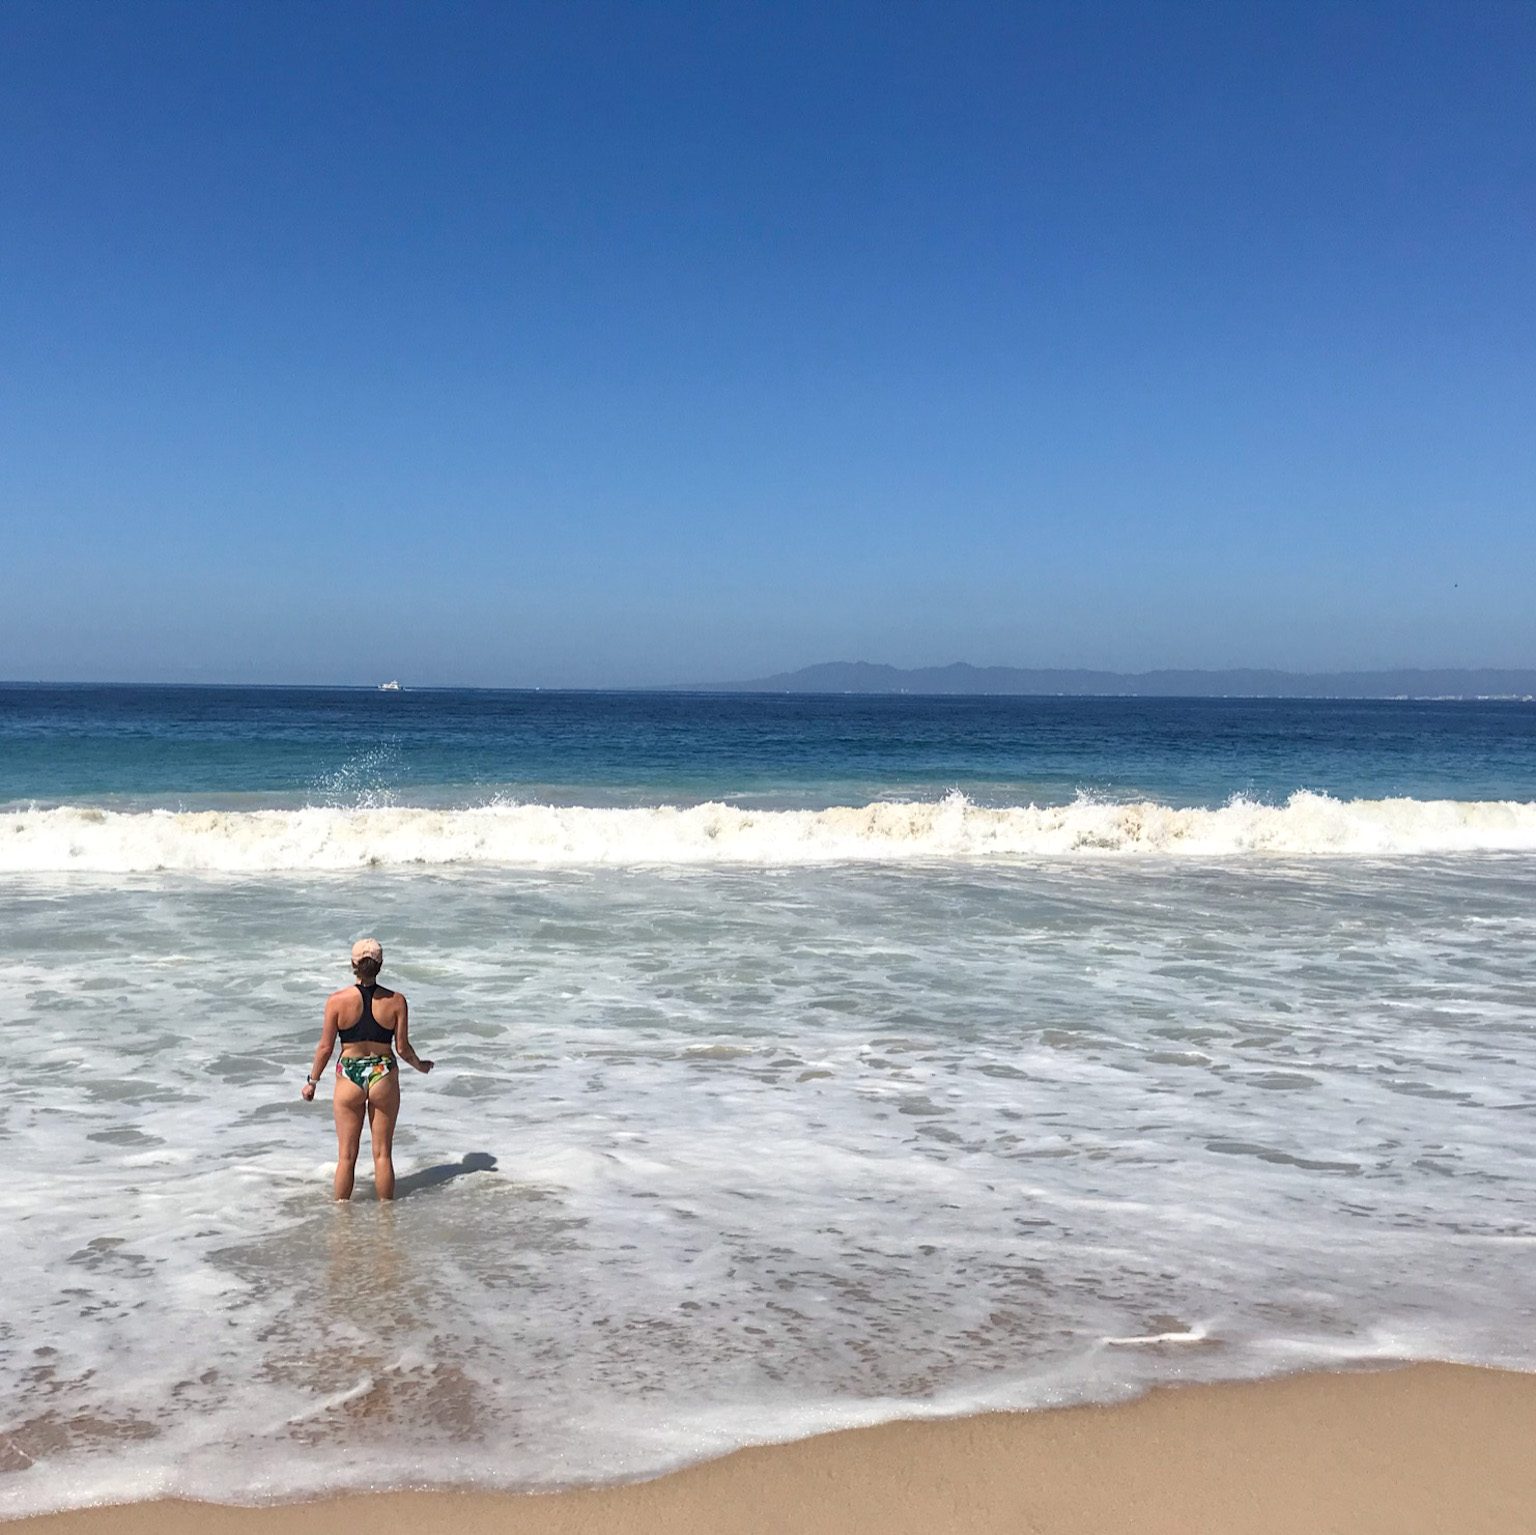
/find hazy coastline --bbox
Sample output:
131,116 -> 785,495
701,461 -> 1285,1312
688,661 -> 1536,699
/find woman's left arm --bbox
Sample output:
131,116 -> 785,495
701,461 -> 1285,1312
394,997 -> 434,1074
302,1003 -> 339,1101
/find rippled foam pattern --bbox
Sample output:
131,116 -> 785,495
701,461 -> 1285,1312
3,858 -> 1535,1514
7,790 -> 1536,871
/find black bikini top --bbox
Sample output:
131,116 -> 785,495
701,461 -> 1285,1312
338,983 -> 396,1046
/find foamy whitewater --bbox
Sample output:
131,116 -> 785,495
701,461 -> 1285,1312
8,791 -> 1536,872
2,688 -> 1534,1514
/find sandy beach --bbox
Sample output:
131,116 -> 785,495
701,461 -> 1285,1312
14,1363 -> 1533,1535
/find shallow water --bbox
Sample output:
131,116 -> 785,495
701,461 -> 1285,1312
3,855 -> 1534,1512
3,687 -> 1533,1512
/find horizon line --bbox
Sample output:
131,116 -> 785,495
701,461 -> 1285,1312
5,659 -> 1536,702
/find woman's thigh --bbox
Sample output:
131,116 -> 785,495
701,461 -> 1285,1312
367,1071 -> 401,1157
333,1074 -> 367,1156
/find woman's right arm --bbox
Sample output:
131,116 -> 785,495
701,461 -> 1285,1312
301,1003 -> 339,1101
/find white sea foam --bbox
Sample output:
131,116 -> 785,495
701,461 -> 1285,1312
2,856 -> 1535,1515
5,790 -> 1536,873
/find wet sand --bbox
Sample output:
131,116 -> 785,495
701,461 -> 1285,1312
13,1363 -> 1534,1534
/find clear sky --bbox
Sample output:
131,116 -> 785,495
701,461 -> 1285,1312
2,1 -> 1533,686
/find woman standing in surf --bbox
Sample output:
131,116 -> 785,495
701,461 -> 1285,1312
301,938 -> 434,1200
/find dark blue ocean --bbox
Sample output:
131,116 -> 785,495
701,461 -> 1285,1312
3,684 -> 1534,810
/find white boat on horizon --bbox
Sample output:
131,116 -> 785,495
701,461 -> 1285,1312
378,680 -> 402,692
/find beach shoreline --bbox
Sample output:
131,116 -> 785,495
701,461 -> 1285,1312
12,1362 -> 1533,1534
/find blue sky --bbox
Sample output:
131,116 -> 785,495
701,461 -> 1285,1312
2,0 -> 1533,685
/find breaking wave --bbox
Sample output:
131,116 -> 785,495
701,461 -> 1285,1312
4,791 -> 1536,872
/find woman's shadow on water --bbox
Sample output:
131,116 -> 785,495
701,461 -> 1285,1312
393,1151 -> 498,1199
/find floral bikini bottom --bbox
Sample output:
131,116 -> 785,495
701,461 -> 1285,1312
336,1054 -> 398,1094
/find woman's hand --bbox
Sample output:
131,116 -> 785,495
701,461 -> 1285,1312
415,1059 -> 435,1074
301,1081 -> 316,1101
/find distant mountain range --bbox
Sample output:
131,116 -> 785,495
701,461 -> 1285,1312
684,661 -> 1536,699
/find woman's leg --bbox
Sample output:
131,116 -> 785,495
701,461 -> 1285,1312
332,1071 -> 367,1201
367,1069 -> 402,1201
